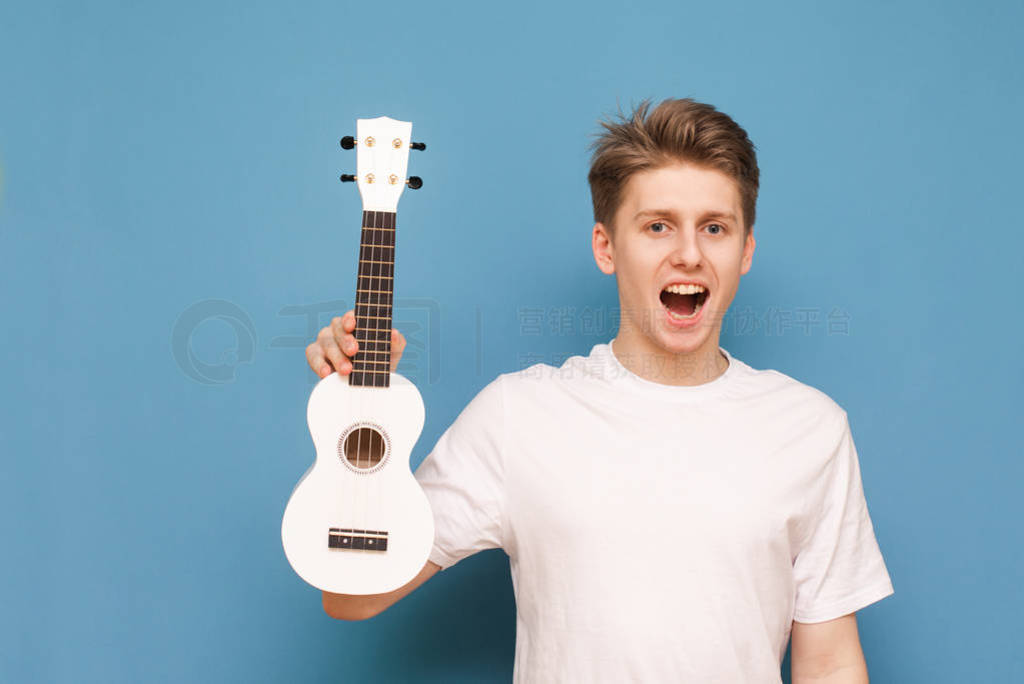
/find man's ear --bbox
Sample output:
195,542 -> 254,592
740,230 -> 756,275
592,222 -> 615,275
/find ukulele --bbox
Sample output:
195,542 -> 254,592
281,116 -> 433,595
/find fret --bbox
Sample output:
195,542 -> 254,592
356,275 -> 394,280
355,314 -> 393,321
361,210 -> 396,229
358,259 -> 394,266
351,376 -> 384,388
356,288 -> 392,294
359,226 -> 395,232
354,359 -> 391,366
349,371 -> 390,386
359,244 -> 395,249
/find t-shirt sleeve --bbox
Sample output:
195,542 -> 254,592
792,411 -> 895,623
413,374 -> 506,570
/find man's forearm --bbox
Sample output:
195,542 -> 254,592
792,661 -> 869,684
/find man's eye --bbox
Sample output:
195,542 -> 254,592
648,222 -> 668,233
706,223 -> 724,235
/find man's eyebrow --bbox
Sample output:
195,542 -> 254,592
632,209 -> 738,223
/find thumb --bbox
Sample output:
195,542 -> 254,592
390,329 -> 406,371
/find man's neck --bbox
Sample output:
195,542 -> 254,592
611,328 -> 728,387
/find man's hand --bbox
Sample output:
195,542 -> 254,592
305,309 -> 407,378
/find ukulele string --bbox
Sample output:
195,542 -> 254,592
357,208 -> 375,537
363,206 -> 378,536
377,198 -> 395,534
371,204 -> 385,536
354,210 -> 365,538
361,206 -> 383,538
350,209 -> 366,546
358,140 -> 383,539
370,134 -> 400,542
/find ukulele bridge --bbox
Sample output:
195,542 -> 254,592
328,528 -> 389,552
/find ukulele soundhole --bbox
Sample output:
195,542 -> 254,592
338,423 -> 390,474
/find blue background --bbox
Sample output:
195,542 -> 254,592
2,1 -> 1021,681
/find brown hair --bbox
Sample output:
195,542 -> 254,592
587,98 -> 759,235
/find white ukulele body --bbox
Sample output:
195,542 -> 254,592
281,115 -> 434,595
282,371 -> 433,595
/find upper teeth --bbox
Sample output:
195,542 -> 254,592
663,283 -> 706,295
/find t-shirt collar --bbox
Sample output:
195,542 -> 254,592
597,338 -> 740,401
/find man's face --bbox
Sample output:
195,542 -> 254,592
592,162 -> 755,359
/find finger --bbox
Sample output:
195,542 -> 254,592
323,339 -> 352,375
345,333 -> 359,357
333,313 -> 360,356
317,325 -> 334,346
332,324 -> 358,357
306,344 -> 332,378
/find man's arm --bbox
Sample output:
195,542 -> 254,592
790,613 -> 869,683
322,560 -> 441,620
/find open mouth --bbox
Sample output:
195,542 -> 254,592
659,284 -> 709,321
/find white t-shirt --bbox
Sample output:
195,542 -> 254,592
414,342 -> 894,683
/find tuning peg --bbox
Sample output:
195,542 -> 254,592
340,136 -> 356,150
407,176 -> 423,189
410,141 -> 426,151
340,174 -> 357,182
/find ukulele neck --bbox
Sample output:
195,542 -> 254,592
350,209 -> 395,388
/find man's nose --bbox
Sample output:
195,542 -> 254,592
670,227 -> 704,267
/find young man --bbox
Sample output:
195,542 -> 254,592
306,98 -> 894,682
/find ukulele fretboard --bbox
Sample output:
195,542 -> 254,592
350,210 -> 396,388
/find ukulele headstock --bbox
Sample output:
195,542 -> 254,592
342,116 -> 418,212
